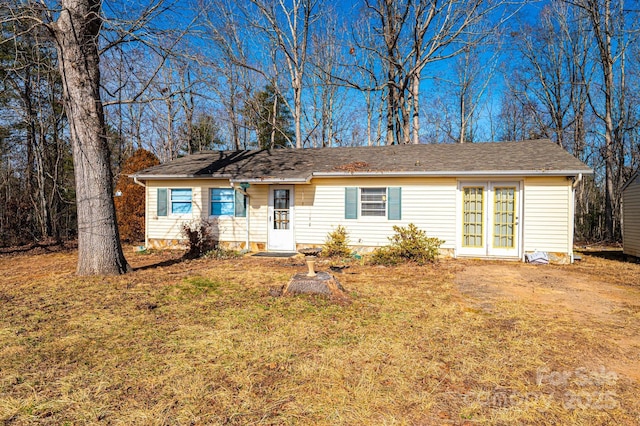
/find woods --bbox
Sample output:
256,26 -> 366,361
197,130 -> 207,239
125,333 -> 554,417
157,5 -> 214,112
1,0 -> 639,273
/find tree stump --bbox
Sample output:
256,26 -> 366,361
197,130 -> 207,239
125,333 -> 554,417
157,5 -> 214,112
281,271 -> 349,301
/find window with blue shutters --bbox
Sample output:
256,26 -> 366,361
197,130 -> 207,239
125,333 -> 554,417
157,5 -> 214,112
361,187 -> 386,216
210,188 -> 247,217
170,188 -> 192,214
345,187 -> 401,220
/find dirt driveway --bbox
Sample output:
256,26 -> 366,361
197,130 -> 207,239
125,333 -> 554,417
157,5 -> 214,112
454,253 -> 640,383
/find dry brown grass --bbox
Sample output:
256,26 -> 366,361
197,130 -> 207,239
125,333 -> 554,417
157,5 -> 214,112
0,249 -> 639,425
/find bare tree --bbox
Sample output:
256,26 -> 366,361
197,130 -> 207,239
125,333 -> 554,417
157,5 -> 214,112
508,2 -> 594,150
570,0 -> 639,240
452,40 -> 499,144
305,6 -> 351,147
1,0 -> 196,273
204,0 -> 320,148
355,0 -> 517,145
51,0 -> 130,274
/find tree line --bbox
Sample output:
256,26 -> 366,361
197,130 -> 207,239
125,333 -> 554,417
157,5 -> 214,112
0,0 -> 638,274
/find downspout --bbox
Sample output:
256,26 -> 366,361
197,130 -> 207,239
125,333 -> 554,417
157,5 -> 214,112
232,182 -> 251,252
572,173 -> 583,189
245,193 -> 250,252
133,176 -> 148,248
570,173 -> 583,263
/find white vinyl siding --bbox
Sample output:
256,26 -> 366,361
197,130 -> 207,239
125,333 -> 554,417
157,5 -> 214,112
147,182 -> 201,241
623,175 -> 640,257
147,180 -> 263,244
522,177 -> 572,254
144,175 -> 575,258
294,177 -> 457,249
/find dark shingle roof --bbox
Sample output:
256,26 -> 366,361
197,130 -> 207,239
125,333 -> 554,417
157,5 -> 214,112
133,139 -> 592,182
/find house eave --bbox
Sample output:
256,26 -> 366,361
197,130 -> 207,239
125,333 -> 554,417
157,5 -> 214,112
621,171 -> 639,192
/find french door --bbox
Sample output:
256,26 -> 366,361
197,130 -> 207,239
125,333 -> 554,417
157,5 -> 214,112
458,182 -> 520,258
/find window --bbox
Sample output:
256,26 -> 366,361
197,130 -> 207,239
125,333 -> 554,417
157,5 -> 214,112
210,188 -> 247,217
170,188 -> 192,214
345,187 -> 401,220
462,187 -> 483,247
360,187 -> 386,216
211,188 -> 235,216
273,189 -> 290,229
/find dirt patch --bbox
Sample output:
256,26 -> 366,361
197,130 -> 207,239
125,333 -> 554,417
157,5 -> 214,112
454,255 -> 640,383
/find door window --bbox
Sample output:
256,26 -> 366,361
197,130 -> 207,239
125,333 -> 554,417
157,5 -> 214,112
493,187 -> 516,248
273,189 -> 290,230
463,187 -> 484,247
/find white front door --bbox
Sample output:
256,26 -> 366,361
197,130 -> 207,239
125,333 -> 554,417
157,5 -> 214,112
268,185 -> 295,251
458,182 -> 521,258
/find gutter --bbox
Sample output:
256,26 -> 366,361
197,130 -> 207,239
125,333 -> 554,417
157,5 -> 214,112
312,170 -> 594,178
131,174 -> 312,184
132,170 -> 593,182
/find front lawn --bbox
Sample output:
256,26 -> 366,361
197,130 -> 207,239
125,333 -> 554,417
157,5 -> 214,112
0,249 -> 638,424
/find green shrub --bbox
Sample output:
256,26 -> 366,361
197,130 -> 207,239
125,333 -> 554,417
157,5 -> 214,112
322,225 -> 352,258
370,223 -> 444,265
204,247 -> 242,260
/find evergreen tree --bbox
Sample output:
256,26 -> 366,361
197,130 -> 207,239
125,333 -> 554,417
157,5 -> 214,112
246,84 -> 294,149
188,113 -> 224,153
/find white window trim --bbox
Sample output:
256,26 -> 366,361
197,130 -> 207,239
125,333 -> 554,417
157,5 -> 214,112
360,187 -> 388,219
169,188 -> 193,216
209,187 -> 235,217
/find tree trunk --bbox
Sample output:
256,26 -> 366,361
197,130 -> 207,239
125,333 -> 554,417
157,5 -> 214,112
294,84 -> 302,148
385,83 -> 395,145
271,91 -> 278,148
459,88 -> 466,144
411,75 -> 420,144
53,0 -> 130,275
590,0 -> 615,241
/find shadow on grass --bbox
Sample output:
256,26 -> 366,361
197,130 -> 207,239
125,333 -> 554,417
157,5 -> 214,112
579,249 -> 640,264
133,256 -> 188,271
0,240 -> 77,256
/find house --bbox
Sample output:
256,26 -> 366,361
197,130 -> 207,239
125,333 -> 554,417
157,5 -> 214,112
622,172 -> 640,258
132,139 -> 592,263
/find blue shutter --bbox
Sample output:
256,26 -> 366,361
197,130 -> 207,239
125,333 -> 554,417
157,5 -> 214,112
157,188 -> 167,216
234,190 -> 247,217
345,187 -> 358,219
388,187 -> 401,220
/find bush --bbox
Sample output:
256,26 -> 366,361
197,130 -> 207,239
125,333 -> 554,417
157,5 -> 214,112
181,219 -> 218,259
322,225 -> 352,258
114,149 -> 160,242
204,247 -> 242,260
370,223 -> 444,265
